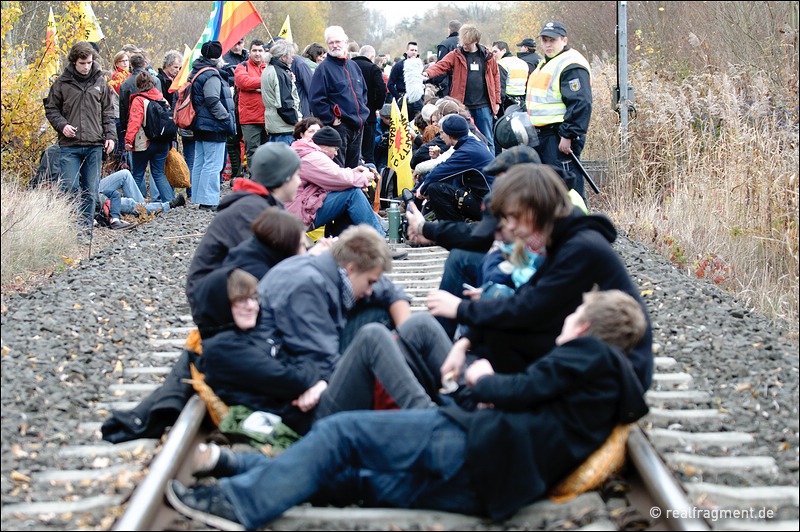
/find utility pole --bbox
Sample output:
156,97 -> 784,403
616,1 -> 632,153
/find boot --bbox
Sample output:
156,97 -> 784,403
169,193 -> 186,209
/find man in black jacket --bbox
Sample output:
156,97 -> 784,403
515,37 -> 542,74
167,287 -> 649,530
352,45 -> 387,165
430,19 -> 461,97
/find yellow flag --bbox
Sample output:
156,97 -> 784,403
43,6 -> 60,80
278,15 -> 293,43
388,98 -> 414,193
78,1 -> 104,42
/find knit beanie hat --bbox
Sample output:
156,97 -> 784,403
250,143 -> 301,189
312,126 -> 342,147
441,114 -> 469,138
201,40 -> 223,59
421,103 -> 438,123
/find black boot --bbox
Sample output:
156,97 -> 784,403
169,193 -> 186,209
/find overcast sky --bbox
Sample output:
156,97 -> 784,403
372,2 -> 441,27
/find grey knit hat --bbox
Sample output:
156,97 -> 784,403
250,143 -> 301,189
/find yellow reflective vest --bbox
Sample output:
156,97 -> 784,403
497,55 -> 529,97
525,48 -> 591,126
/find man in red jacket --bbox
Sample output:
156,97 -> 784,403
423,24 -> 501,153
234,40 -> 268,174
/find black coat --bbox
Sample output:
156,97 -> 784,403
351,55 -> 387,117
185,179 -> 283,318
457,209 -> 654,390
442,335 -> 648,521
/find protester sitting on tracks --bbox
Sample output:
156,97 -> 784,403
167,288 -> 649,530
185,142 -> 302,320
425,163 -> 654,391
98,168 -> 186,230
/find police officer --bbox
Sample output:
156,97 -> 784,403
492,41 -> 530,112
525,21 -> 592,201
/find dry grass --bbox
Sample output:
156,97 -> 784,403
587,62 -> 799,326
1,181 -> 81,287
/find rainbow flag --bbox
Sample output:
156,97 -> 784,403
169,1 -> 263,93
43,6 -> 60,80
388,97 -> 415,192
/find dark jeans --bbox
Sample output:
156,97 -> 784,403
361,118 -> 377,164
438,249 -> 484,338
59,145 -> 103,233
332,123 -> 364,168
535,127 -> 585,201
225,132 -> 244,177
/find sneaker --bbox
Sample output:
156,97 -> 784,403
193,442 -> 238,479
110,219 -> 134,230
166,480 -> 243,531
391,248 -> 409,260
169,193 -> 186,209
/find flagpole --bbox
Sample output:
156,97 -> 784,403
262,21 -> 274,42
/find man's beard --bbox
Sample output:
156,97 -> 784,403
329,49 -> 345,58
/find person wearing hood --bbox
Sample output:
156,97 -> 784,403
310,26 -> 369,168
422,24 -> 501,153
167,285 -> 649,530
185,142 -> 302,316
426,163 -> 654,392
288,126 -> 384,235
189,40 -> 237,211
45,40 -> 116,240
124,71 -> 176,204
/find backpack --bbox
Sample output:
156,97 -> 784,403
95,197 -> 112,228
173,67 -> 216,129
137,95 -> 177,141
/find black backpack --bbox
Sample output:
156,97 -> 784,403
138,95 -> 177,141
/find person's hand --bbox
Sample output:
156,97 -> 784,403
333,118 -> 341,126
292,380 -> 328,412
428,145 -> 440,159
124,142 -> 133,152
558,136 -> 573,155
62,124 -> 77,138
463,285 -> 482,301
426,289 -> 462,318
465,358 -> 495,387
104,139 -> 115,154
309,237 -> 336,255
440,337 -> 470,384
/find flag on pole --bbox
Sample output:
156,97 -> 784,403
78,1 -> 104,42
278,15 -> 293,43
43,6 -> 60,79
169,1 -> 263,93
388,98 -> 415,193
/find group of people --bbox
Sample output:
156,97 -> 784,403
55,20 -> 654,530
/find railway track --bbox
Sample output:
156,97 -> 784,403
2,242 -> 798,531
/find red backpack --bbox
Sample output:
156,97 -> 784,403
173,67 -> 215,129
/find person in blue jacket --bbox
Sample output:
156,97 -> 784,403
414,114 -> 494,221
309,26 -> 369,168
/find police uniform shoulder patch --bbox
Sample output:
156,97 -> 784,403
568,78 -> 581,92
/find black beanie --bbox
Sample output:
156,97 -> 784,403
250,143 -> 301,189
201,40 -> 223,59
312,126 -> 342,147
441,114 -> 469,138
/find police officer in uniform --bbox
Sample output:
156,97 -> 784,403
492,40 -> 530,112
525,21 -> 592,201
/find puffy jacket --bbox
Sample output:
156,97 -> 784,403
310,54 -> 369,129
261,57 -> 301,134
285,138 -> 373,227
45,62 -> 115,147
189,56 -> 236,141
424,45 -> 501,115
234,58 -> 266,124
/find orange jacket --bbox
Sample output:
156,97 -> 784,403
425,45 -> 501,115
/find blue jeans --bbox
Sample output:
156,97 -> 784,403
469,105 -> 495,154
131,141 -> 174,202
312,188 -> 385,236
220,409 -> 479,529
268,132 -> 294,146
193,140 -> 225,206
438,249 -> 485,338
181,135 -> 195,200
59,145 -> 103,232
99,169 -> 171,218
